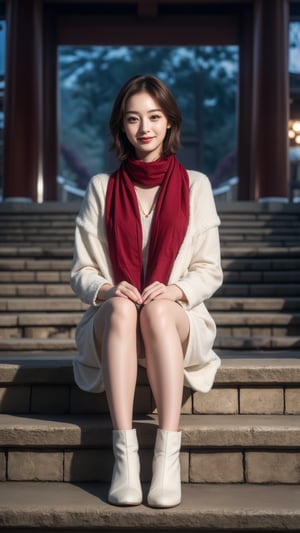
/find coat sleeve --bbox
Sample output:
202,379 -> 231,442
174,226 -> 223,309
174,172 -> 223,309
70,174 -> 112,306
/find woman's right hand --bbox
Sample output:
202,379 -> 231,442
96,282 -> 143,304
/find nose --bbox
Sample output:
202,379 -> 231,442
139,118 -> 150,133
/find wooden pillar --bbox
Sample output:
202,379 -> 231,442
43,6 -> 58,201
3,0 -> 43,201
250,0 -> 289,199
237,5 -> 254,200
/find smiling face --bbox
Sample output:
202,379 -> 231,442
122,92 -> 170,162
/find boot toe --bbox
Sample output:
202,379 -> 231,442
147,489 -> 181,508
109,486 -> 143,506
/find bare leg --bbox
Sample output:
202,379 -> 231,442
93,297 -> 138,430
139,300 -> 189,431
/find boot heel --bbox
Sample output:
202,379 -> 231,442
108,429 -> 143,506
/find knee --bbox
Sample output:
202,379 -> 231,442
103,297 -> 138,330
140,300 -> 170,335
110,297 -> 137,318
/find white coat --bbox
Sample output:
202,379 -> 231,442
70,169 -> 223,394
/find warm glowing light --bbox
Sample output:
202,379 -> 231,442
289,130 -> 296,139
295,134 -> 300,144
293,121 -> 300,132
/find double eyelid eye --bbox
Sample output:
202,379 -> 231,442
126,114 -> 162,124
127,116 -> 139,123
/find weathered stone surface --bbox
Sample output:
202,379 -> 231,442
24,326 -> 71,339
0,385 -> 30,413
240,387 -> 284,414
0,359 -> 74,384
271,336 -> 300,348
1,354 -> 299,386
64,449 -> 188,484
0,314 -> 18,326
18,313 -> 82,326
0,338 -> 76,350
179,414 -> 300,448
215,336 -> 272,349
0,413 -> 108,447
217,356 -> 300,384
180,387 -> 193,414
246,451 -> 300,483
208,296 -> 300,312
70,386 -> 108,414
190,451 -> 243,483
0,271 -> 35,282
0,327 -> 22,338
8,451 -> 63,481
64,449 -> 113,482
214,312 -> 300,325
193,388 -> 238,414
285,387 -> 300,414
4,298 -> 85,312
36,271 -> 60,282
0,482 -> 300,530
0,451 -> 5,481
46,285 -> 73,296
134,385 -> 153,414
31,385 -> 70,414
1,414 -> 299,449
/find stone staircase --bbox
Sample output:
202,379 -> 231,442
0,200 -> 300,532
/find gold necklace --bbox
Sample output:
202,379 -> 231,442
135,188 -> 158,218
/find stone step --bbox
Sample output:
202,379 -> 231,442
214,311 -> 300,325
0,257 -> 72,269
1,214 -> 299,225
1,237 -> 297,248
209,296 -> 300,311
0,271 -> 70,283
0,256 -> 300,272
222,257 -> 300,270
0,413 -> 299,483
0,205 -> 299,218
0,235 -> 75,243
0,482 -> 299,532
1,270 -> 300,292
0,338 -> 77,350
0,312 -> 299,341
0,311 -> 299,326
0,328 -> 300,352
0,284 -> 74,296
215,335 -> 300,350
0,245 -> 300,258
0,312 -> 83,326
0,352 -> 299,416
1,296 -> 299,313
1,209 -> 299,221
217,283 -> 300,296
3,227 -> 299,238
220,246 -> 300,257
1,283 -> 300,298
0,297 -> 87,312
0,335 -> 300,351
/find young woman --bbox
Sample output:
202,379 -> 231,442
70,74 -> 223,508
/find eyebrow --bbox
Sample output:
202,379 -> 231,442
124,108 -> 162,114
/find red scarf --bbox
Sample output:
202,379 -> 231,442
105,154 -> 189,292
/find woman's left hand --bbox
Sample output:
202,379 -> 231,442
141,282 -> 184,305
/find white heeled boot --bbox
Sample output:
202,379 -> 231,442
108,429 -> 143,506
147,429 -> 182,508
